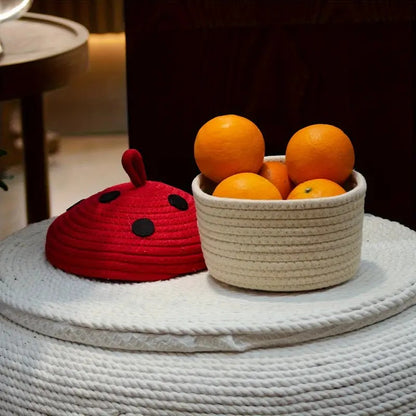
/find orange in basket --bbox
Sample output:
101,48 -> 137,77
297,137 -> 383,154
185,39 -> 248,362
213,172 -> 282,200
259,160 -> 293,199
285,124 -> 355,185
287,178 -> 346,200
194,114 -> 265,183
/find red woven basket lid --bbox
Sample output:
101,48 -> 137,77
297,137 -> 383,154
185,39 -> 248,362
45,149 -> 206,282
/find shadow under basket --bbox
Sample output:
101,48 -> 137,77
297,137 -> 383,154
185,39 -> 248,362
192,156 -> 367,292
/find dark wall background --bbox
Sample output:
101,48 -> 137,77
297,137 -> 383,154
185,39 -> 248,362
125,0 -> 415,229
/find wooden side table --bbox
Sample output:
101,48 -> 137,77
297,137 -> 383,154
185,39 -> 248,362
0,12 -> 88,223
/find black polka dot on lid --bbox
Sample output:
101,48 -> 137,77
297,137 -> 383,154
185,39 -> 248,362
99,190 -> 120,203
168,194 -> 188,211
66,199 -> 84,211
132,218 -> 155,237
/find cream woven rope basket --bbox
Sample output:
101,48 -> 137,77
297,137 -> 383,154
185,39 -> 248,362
192,156 -> 367,291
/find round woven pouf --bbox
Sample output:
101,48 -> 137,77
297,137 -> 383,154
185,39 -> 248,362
1,215 -> 416,415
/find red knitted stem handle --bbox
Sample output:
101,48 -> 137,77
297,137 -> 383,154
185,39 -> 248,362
122,149 -> 147,187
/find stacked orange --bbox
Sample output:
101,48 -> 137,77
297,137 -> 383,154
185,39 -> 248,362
194,114 -> 355,200
194,114 -> 282,200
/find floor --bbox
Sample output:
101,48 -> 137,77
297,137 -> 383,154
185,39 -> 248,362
0,134 -> 128,241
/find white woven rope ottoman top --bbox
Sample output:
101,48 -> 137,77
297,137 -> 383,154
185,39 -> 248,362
1,214 -> 416,415
1,214 -> 416,353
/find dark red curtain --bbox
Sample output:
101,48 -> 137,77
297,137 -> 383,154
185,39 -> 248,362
124,0 -> 416,229
30,0 -> 124,33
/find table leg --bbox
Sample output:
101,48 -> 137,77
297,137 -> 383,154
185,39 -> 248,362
20,94 -> 50,223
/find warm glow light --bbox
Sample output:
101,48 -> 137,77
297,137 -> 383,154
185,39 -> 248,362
87,33 -> 126,65
88,33 -> 126,47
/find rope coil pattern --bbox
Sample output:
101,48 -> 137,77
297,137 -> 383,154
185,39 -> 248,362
1,214 -> 416,414
1,306 -> 416,414
0,216 -> 416,353
45,177 -> 206,282
192,159 -> 367,291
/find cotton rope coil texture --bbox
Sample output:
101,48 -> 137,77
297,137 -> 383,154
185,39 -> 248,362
2,215 -> 416,355
1,216 -> 416,414
45,149 -> 205,282
192,165 -> 367,291
1,304 -> 416,415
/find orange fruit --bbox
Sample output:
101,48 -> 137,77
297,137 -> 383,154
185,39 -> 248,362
285,124 -> 355,184
287,178 -> 346,200
258,160 -> 293,199
212,172 -> 282,200
194,114 -> 265,183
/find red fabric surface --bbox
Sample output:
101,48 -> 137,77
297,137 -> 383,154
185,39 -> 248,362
45,150 -> 206,282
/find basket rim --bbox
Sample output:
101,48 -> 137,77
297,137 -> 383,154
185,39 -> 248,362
192,155 -> 366,210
